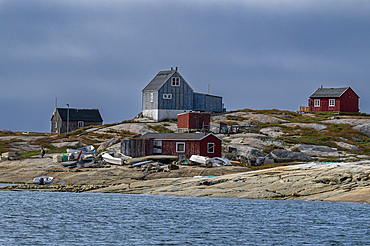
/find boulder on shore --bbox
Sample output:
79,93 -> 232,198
271,149 -> 312,163
353,124 -> 370,138
294,144 -> 342,157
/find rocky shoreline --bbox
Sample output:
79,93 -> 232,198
1,158 -> 370,204
2,110 -> 370,204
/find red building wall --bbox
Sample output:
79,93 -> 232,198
309,98 -> 340,112
161,135 -> 221,158
339,88 -> 359,112
178,112 -> 211,130
199,134 -> 222,158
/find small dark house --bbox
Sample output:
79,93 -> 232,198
177,112 -> 211,131
309,87 -> 360,113
51,108 -> 103,134
121,132 -> 222,159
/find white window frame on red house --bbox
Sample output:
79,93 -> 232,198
314,99 -> 320,107
176,142 -> 185,153
329,99 -> 335,107
171,77 -> 180,86
207,143 -> 215,153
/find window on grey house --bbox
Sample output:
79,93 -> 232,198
171,77 -> 180,86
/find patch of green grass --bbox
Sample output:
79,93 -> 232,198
339,112 -> 370,117
262,145 -> 284,153
147,125 -> 174,133
226,115 -> 245,121
220,120 -> 239,126
90,133 -> 115,139
19,152 -> 40,158
120,120 -> 135,123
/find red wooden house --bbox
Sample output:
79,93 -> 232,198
121,132 -> 222,158
177,112 -> 211,131
308,87 -> 359,113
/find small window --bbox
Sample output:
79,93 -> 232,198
150,93 -> 154,103
163,94 -> 172,99
78,121 -> 84,128
207,143 -> 215,153
176,142 -> 185,153
54,122 -> 58,128
314,99 -> 320,107
329,99 -> 335,107
171,77 -> 180,86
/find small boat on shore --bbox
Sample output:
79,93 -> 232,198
33,176 -> 54,185
101,152 -> 131,165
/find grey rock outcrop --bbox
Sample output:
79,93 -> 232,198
271,149 -> 312,162
98,137 -> 120,151
260,127 -> 284,138
282,123 -> 327,131
353,124 -> 370,137
334,141 -> 362,152
52,141 -> 84,148
294,144 -> 341,157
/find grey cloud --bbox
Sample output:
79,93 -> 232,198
1,1 -> 369,132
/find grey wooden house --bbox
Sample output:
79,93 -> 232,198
142,67 -> 223,121
51,108 -> 103,134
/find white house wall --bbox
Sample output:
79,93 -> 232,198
143,109 -> 191,121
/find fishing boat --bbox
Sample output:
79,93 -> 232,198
33,176 -> 54,185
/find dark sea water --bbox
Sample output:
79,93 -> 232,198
0,191 -> 369,245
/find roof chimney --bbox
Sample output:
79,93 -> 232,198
175,67 -> 178,71
321,85 -> 323,89
171,67 -> 173,71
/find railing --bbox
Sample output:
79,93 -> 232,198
297,106 -> 310,113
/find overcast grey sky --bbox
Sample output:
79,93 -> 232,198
1,0 -> 369,132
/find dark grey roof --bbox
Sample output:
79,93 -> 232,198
142,70 -> 176,91
55,108 -> 103,122
310,87 -> 353,98
138,132 -> 221,141
193,92 -> 222,99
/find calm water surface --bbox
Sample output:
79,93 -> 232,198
0,191 -> 369,245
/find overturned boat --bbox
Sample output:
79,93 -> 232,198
33,176 -> 54,185
189,155 -> 233,167
125,155 -> 178,165
101,152 -> 131,165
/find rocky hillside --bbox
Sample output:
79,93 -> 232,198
1,109 -> 370,167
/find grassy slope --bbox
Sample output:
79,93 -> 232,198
1,110 -> 370,161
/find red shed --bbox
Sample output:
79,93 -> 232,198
308,87 -> 359,113
177,112 -> 211,131
122,132 -> 222,158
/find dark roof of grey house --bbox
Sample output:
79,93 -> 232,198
54,108 -> 103,122
138,132 -> 221,141
193,92 -> 223,99
310,87 -> 359,98
142,69 -> 193,92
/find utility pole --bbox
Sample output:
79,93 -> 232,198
66,104 -> 70,137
